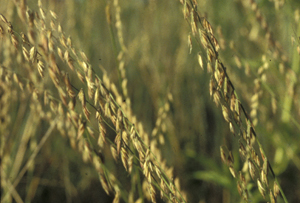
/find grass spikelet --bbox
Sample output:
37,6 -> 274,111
1,0 -> 297,202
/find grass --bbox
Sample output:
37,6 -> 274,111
1,0 -> 300,202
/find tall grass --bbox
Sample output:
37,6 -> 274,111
1,0 -> 299,202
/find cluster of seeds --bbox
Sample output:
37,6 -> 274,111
0,1 -> 187,203
179,0 -> 288,202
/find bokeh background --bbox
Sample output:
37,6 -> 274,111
1,0 -> 300,202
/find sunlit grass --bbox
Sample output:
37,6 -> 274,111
1,0 -> 300,202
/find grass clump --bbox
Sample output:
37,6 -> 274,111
1,0 -> 300,202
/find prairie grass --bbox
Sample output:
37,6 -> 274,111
1,0 -> 300,202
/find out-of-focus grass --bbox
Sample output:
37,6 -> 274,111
1,0 -> 300,202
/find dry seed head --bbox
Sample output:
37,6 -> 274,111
115,132 -> 121,155
11,34 -> 19,48
111,146 -> 118,161
68,99 -> 75,111
239,171 -> 246,187
211,35 -> 220,51
207,61 -> 213,73
56,47 -> 63,60
13,73 -> 20,88
69,110 -> 79,127
234,98 -> 240,116
27,81 -> 35,92
32,89 -> 39,100
273,181 -> 280,199
217,70 -> 225,88
223,77 -> 229,100
213,90 -> 221,106
109,101 -> 117,116
261,169 -> 268,187
127,155 -> 133,174
221,105 -> 231,123
207,47 -> 215,62
65,51 -> 75,71
58,87 -> 67,106
183,0 -> 190,19
39,7 -> 46,20
248,159 -> 257,180
229,122 -> 235,135
188,34 -> 192,54
98,130 -> 106,148
112,191 -> 120,203
270,189 -> 276,203
250,127 -> 256,146
209,77 -> 214,96
64,36 -> 71,48
77,120 -> 85,140
49,67 -> 60,87
22,46 -> 30,61
77,70 -> 85,83
48,53 -> 57,71
220,146 -> 228,164
110,85 -> 119,103
148,183 -> 156,203
58,102 -> 64,116
86,79 -> 95,100
237,181 -> 243,196
100,173 -> 111,195
96,110 -> 102,122
64,74 -> 75,98
254,152 -> 260,168
44,90 -> 49,105
21,32 -> 30,44
192,0 -> 198,7
104,100 -> 111,118
121,79 -> 128,96
130,128 -> 136,140
242,189 -> 249,201
60,34 -> 67,48
164,102 -> 170,112
263,157 -> 268,174
229,166 -> 236,178
0,25 -> 4,38
0,14 -> 8,24
121,126 -> 128,143
197,53 -> 203,69
121,147 -> 128,171
202,18 -> 213,35
249,146 -> 257,161
160,178 -> 166,199
214,60 -> 220,79
78,89 -> 85,107
191,10 -> 197,35
83,106 -> 91,121
259,146 -> 266,163
257,179 -> 266,199
230,91 -> 236,111
94,88 -> 100,105
80,51 -> 89,62
57,23 -> 63,33
199,29 -> 209,48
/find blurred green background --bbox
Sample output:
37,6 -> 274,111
1,0 -> 300,202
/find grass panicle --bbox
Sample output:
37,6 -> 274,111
1,0 -> 300,202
